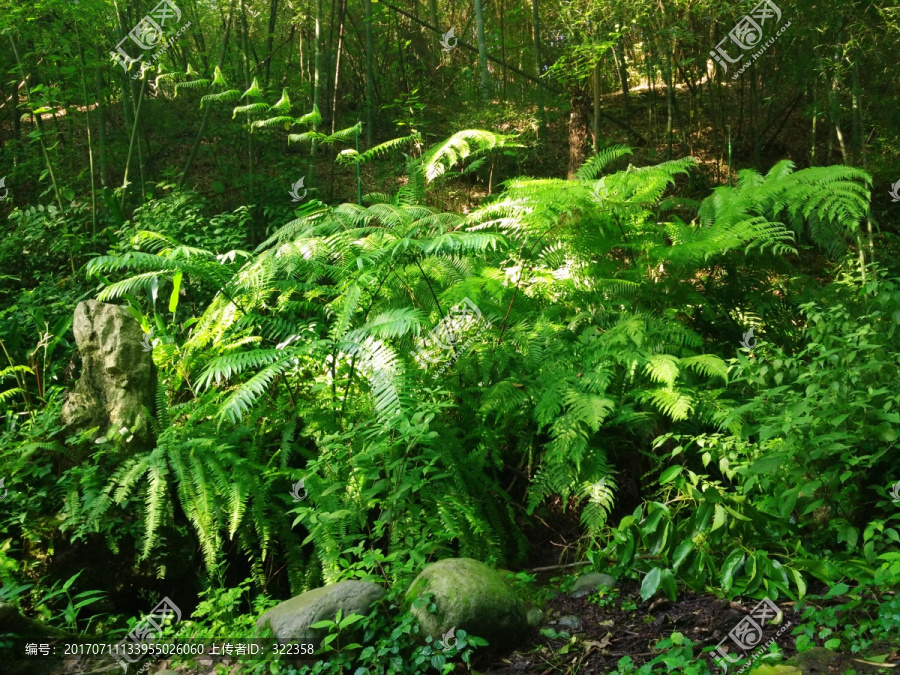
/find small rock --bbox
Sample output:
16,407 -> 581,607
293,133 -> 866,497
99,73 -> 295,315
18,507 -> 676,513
569,572 -> 616,598
556,615 -> 582,631
525,604 -> 544,627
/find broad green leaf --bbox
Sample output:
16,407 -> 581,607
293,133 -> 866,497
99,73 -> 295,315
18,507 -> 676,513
659,465 -> 683,484
640,567 -> 662,601
169,270 -> 182,313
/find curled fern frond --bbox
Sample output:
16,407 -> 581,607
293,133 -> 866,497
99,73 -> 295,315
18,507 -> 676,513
233,102 -> 270,118
269,88 -> 291,115
201,89 -> 241,107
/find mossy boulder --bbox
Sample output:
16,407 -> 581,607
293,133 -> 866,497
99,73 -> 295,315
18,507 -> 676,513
255,581 -> 385,640
405,558 -> 527,649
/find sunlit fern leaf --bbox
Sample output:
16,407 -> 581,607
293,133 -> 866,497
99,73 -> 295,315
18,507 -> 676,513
562,391 -> 616,432
218,358 -> 296,423
680,354 -> 728,381
644,354 -> 680,387
422,129 -> 516,182
288,131 -> 328,145
579,473 -> 617,533
174,79 -> 210,97
294,105 -> 322,127
211,65 -> 228,87
233,102 -> 270,118
201,89 -> 241,107
642,387 -> 694,421
325,122 -> 362,144
252,116 -> 295,131
339,133 -> 420,167
154,70 -> 184,91
575,144 -> 634,180
343,307 -> 424,342
269,87 -> 291,115
242,77 -> 263,99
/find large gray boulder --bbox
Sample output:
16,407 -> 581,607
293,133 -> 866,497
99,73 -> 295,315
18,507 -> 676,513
405,558 -> 527,649
61,300 -> 154,440
255,581 -> 386,640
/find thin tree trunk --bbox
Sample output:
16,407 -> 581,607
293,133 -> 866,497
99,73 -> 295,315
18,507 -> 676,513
829,63 -> 849,163
810,76 -> 818,165
8,34 -> 64,211
179,0 -> 236,188
308,0 -> 324,188
427,0 -> 438,33
592,61 -> 601,150
568,91 -> 590,178
76,32 -> 98,234
282,24 -> 295,86
92,45 -> 109,188
474,0 -> 491,99
499,0 -> 507,101
365,0 -> 374,147
532,0 -> 544,136
665,46 -> 674,158
612,39 -> 630,119
851,58 -> 861,163
325,0 -> 339,129
264,0 -> 279,86
331,0 -> 346,134
120,71 -> 149,212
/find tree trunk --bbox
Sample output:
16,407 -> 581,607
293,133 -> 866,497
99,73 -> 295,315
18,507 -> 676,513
331,0 -> 346,134
92,45 -> 109,188
532,0 -> 544,136
474,0 -> 491,99
264,0 -> 280,86
309,0 -> 324,187
592,60 -> 601,150
568,91 -> 591,178
365,0 -> 374,147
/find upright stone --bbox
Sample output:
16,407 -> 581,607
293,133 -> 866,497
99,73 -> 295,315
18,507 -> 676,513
61,300 -> 154,441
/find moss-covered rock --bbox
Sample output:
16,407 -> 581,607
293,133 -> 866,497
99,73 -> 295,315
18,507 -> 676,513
405,558 -> 527,649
